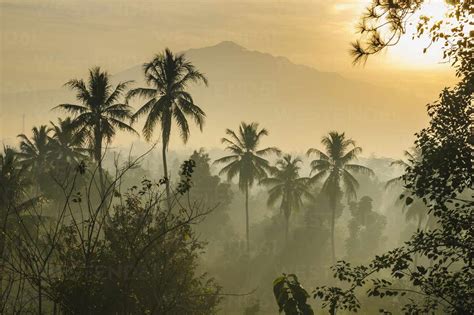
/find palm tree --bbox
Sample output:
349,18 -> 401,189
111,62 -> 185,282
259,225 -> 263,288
126,49 -> 208,206
261,154 -> 313,242
386,148 -> 429,231
49,117 -> 88,164
0,147 -> 39,295
307,131 -> 374,264
214,122 -> 280,252
55,67 -> 135,194
17,125 -> 52,181
1,146 -> 33,233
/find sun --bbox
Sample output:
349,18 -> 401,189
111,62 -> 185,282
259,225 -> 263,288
387,0 -> 451,68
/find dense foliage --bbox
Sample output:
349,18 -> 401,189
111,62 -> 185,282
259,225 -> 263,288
275,0 -> 473,314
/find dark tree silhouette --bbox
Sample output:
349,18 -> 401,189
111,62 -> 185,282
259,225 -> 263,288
0,146 -> 39,307
126,49 -> 208,208
17,125 -> 52,189
49,117 -> 88,164
261,154 -> 313,242
386,148 -> 429,231
214,122 -> 280,252
56,67 -> 135,194
307,131 -> 374,263
307,2 -> 473,313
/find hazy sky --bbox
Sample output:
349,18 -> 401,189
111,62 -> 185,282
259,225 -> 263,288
0,0 -> 458,158
1,0 -> 454,93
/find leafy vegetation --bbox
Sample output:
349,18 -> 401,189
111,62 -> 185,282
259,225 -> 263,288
274,0 -> 472,314
0,1 -> 471,313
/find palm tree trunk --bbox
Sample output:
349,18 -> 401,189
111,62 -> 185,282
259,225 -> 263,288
245,184 -> 250,253
162,144 -> 171,210
284,214 -> 289,243
330,198 -> 336,265
37,278 -> 42,315
94,126 -> 105,199
0,211 -> 7,298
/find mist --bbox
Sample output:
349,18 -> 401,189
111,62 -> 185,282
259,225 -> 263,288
0,0 -> 472,314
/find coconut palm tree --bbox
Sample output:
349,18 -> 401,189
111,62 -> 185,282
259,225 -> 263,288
1,146 -> 34,232
386,148 -> 430,231
126,49 -> 208,207
385,148 -> 420,188
17,125 -> 52,181
307,131 -> 374,264
214,122 -> 280,252
49,117 -> 88,164
0,147 -> 40,295
261,154 -> 313,242
385,149 -> 432,269
55,67 -> 135,194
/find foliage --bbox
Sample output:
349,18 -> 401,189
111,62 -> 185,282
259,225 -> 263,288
350,0 -> 473,77
1,144 -> 223,314
215,122 -> 280,251
275,1 -> 472,314
17,125 -> 52,179
215,122 -> 280,191
312,38 -> 473,315
307,131 -> 374,202
307,131 -> 374,263
187,149 -> 233,241
52,175 -> 221,314
126,48 -> 208,204
49,117 -> 88,164
127,48 -> 208,144
346,196 -> 386,263
261,154 -> 313,241
56,67 -> 135,163
273,274 -> 314,315
386,148 -> 431,231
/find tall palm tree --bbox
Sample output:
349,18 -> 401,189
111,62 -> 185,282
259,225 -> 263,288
55,67 -> 135,194
1,146 -> 29,206
307,131 -> 374,264
0,147 -> 39,294
17,125 -> 52,180
126,49 -> 208,206
261,154 -> 313,242
386,148 -> 432,268
214,122 -> 280,252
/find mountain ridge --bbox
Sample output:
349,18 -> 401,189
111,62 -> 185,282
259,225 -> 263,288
1,41 -> 426,157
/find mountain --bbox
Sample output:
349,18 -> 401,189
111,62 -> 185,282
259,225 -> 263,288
1,41 -> 426,157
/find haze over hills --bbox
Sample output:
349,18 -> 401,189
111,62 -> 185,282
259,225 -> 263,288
1,41 -> 428,157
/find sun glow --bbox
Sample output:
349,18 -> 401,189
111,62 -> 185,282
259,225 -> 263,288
387,0 -> 451,68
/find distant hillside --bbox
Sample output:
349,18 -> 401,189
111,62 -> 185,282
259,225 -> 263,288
1,41 -> 426,156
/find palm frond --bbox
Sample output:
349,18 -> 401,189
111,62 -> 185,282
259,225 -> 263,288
213,155 -> 239,165
344,163 -> 374,176
172,106 -> 190,143
54,103 -> 88,114
256,146 -> 281,156
342,169 -> 359,201
126,87 -> 157,102
306,148 -> 330,160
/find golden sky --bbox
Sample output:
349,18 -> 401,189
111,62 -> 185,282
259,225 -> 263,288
1,0 -> 454,93
0,0 -> 457,158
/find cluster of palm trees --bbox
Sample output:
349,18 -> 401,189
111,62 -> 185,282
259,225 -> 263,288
1,50 -> 209,312
215,127 -> 373,263
2,48 -> 375,266
1,49 -> 207,201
